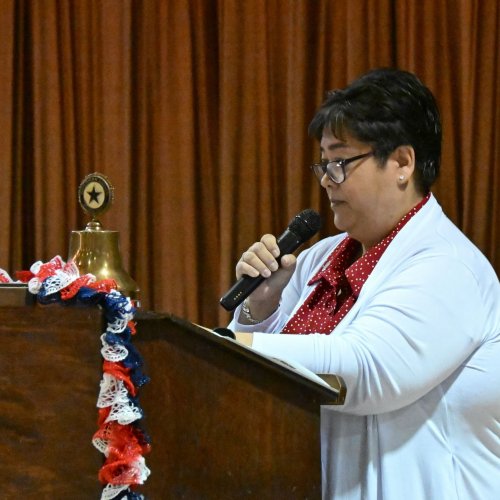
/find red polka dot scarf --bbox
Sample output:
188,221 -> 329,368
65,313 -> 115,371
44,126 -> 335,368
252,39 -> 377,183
281,194 -> 430,334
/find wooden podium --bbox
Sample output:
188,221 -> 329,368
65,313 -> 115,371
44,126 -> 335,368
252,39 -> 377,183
0,286 -> 345,499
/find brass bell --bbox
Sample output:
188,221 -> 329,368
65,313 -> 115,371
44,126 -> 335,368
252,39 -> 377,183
68,221 -> 140,300
68,173 -> 140,302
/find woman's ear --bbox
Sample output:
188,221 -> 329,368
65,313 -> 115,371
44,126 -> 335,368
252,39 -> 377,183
391,145 -> 416,184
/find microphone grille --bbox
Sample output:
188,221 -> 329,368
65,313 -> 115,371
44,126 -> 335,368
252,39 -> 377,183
289,209 -> 322,241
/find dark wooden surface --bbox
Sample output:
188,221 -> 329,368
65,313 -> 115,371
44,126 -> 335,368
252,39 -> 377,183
136,311 -> 338,499
0,302 -> 104,499
0,295 -> 334,499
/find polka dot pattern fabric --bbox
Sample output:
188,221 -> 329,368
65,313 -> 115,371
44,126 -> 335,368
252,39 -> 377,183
281,194 -> 430,334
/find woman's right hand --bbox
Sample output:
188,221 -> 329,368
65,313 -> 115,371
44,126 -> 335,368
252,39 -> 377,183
236,234 -> 296,322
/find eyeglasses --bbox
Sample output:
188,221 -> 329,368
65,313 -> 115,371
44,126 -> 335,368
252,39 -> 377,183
310,152 -> 373,184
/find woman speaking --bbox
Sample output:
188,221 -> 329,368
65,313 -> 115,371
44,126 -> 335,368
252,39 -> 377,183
229,68 -> 500,500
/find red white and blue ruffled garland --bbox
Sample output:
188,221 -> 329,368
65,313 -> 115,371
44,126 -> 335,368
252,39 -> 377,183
1,256 -> 151,499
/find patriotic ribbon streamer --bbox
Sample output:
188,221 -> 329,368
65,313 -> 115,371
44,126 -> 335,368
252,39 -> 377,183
3,257 -> 151,499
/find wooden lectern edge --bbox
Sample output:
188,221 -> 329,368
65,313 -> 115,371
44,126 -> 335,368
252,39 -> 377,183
0,290 -> 347,406
0,284 -> 35,307
135,310 -> 346,405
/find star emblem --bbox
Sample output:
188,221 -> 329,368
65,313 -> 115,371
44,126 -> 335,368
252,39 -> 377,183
78,173 -> 113,217
87,186 -> 102,204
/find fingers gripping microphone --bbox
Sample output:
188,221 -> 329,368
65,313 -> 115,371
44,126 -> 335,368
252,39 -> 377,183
219,209 -> 322,311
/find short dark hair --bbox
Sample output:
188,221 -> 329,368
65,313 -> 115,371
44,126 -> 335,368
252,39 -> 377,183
308,68 -> 442,194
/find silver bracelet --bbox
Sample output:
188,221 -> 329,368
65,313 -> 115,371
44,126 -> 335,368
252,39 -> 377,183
240,300 -> 261,324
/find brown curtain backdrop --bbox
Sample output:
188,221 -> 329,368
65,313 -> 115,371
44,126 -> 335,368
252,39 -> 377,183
0,0 -> 498,327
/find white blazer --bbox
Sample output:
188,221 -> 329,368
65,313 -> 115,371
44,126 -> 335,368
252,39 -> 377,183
230,194 -> 500,500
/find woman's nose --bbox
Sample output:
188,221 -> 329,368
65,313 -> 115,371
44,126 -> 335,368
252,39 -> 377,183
320,172 -> 334,189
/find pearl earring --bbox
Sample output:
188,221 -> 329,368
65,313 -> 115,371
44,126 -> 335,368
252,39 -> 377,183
399,175 -> 405,181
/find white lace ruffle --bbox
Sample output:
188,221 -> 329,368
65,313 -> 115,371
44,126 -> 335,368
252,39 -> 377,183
133,456 -> 151,484
106,399 -> 143,426
97,373 -> 129,408
100,334 -> 129,362
28,257 -> 82,294
40,266 -> 81,295
92,436 -> 108,454
107,317 -> 131,334
105,291 -> 135,334
97,373 -> 142,426
100,484 -> 129,500
28,277 -> 43,294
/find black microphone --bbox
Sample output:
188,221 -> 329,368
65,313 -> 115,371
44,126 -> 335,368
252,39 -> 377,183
219,209 -> 322,311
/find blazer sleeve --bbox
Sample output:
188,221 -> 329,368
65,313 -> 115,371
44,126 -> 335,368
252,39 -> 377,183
252,253 -> 497,415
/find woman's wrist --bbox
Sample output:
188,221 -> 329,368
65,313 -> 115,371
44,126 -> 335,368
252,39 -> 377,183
240,299 -> 261,324
238,297 -> 280,324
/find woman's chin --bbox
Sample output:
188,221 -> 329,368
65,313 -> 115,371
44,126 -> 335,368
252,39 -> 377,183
332,216 -> 350,234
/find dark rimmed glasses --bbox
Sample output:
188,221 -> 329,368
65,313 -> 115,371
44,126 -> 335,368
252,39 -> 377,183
310,152 -> 373,184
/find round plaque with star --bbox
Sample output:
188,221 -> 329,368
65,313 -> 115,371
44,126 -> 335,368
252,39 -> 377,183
78,173 -> 114,218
